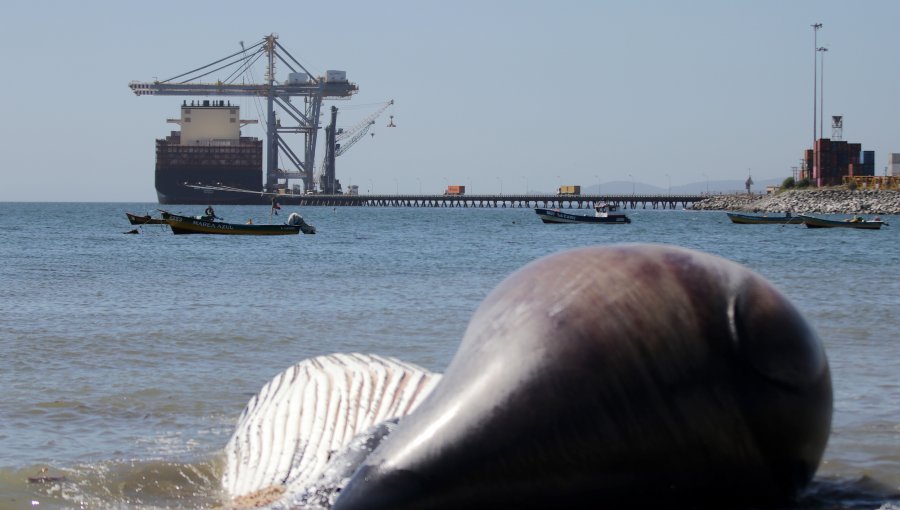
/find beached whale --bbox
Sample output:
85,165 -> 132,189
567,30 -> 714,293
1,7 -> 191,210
224,244 -> 833,509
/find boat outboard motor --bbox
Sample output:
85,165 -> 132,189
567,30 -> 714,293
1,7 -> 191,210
287,212 -> 305,226
288,212 -> 316,234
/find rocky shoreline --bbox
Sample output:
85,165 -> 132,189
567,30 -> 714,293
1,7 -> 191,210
689,189 -> 900,215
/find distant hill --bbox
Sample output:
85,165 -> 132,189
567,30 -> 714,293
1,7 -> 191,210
577,178 -> 785,195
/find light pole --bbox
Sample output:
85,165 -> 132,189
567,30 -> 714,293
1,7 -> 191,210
368,179 -> 374,194
522,176 -> 528,194
702,173 -> 709,194
628,173 -> 634,195
496,176 -> 503,194
594,174 -> 600,195
394,178 -> 399,195
416,177 -> 421,194
817,45 -> 828,187
818,46 -> 828,140
665,173 -> 671,194
556,175 -> 561,194
442,176 -> 447,194
811,24 -> 822,153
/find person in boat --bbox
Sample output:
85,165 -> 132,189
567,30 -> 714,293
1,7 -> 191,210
271,197 -> 281,216
204,205 -> 216,220
594,203 -> 609,218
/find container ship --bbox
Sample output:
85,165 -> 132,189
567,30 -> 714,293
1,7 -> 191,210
155,100 -> 267,205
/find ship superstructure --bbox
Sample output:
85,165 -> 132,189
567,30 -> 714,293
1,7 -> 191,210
156,101 -> 262,204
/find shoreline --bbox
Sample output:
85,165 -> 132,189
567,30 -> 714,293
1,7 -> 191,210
689,189 -> 900,215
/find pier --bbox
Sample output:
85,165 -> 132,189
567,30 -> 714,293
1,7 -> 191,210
276,193 -> 706,209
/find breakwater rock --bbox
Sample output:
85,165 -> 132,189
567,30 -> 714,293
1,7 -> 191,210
690,189 -> 900,215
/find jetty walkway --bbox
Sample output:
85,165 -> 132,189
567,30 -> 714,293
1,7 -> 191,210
279,193 -> 707,209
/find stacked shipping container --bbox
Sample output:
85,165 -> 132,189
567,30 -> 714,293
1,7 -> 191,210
804,139 -> 871,186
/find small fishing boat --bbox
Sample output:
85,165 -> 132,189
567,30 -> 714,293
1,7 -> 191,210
726,212 -> 803,225
160,210 -> 315,235
535,203 -> 631,224
125,212 -> 167,225
800,215 -> 888,230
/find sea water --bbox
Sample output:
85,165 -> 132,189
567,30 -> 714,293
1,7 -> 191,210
0,202 -> 898,509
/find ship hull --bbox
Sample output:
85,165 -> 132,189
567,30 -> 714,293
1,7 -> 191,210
155,133 -> 267,205
155,168 -> 268,205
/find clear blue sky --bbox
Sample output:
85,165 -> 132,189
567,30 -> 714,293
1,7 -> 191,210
1,1 -> 897,201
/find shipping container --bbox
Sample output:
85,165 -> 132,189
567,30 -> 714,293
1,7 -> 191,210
557,185 -> 581,195
324,70 -> 347,82
444,185 -> 466,195
285,72 -> 309,85
890,154 -> 900,177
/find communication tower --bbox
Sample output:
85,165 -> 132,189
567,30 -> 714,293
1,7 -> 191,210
832,116 -> 843,141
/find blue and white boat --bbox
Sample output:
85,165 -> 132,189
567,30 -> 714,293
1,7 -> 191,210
535,203 -> 631,224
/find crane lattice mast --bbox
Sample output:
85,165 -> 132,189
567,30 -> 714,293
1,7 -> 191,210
128,34 -> 358,193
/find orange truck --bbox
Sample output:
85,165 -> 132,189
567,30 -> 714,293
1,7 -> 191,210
444,185 -> 466,195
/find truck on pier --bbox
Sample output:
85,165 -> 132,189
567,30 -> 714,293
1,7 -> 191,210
557,185 -> 581,196
444,185 -> 466,195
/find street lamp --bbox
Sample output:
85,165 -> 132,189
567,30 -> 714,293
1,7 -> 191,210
701,173 -> 709,194
628,173 -> 634,195
522,176 -> 528,194
814,45 -> 828,188
811,23 -> 822,155
368,179 -> 374,194
594,174 -> 600,195
416,177 -> 421,194
496,176 -> 503,194
816,46 -> 828,138
665,173 -> 671,194
818,46 -> 828,141
394,178 -> 399,195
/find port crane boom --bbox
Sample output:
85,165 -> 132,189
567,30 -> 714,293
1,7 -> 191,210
318,101 -> 394,194
129,34 -> 358,193
335,100 -> 394,142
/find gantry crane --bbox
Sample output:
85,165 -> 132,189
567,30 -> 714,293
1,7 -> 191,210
319,100 -> 394,194
129,33 -> 357,193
